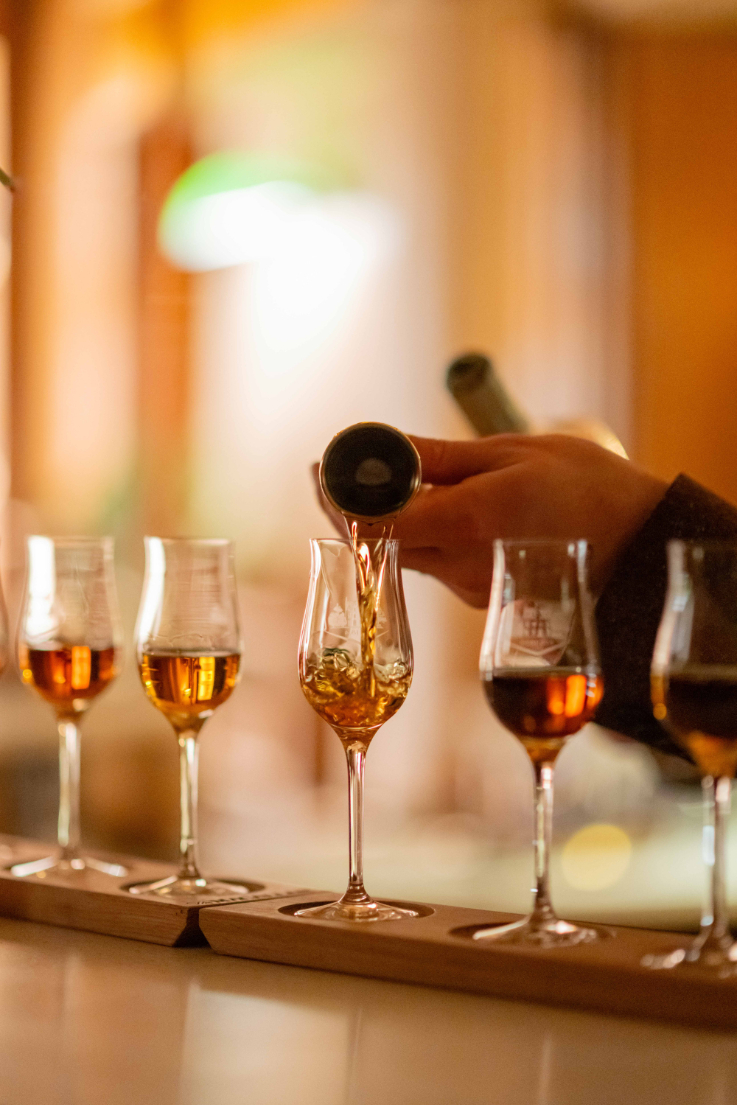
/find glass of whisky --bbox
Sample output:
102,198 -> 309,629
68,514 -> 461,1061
13,536 -> 125,878
475,539 -> 604,946
128,537 -> 247,900
297,537 -> 418,922
647,540 -> 737,972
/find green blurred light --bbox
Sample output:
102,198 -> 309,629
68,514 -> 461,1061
159,151 -> 340,272
165,151 -> 334,206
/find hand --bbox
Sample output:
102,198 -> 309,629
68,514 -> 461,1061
386,434 -> 667,606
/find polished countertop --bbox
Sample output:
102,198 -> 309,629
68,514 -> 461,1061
1,917 -> 736,1105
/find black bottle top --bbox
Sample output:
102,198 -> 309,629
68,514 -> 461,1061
320,422 -> 422,522
446,352 -> 529,436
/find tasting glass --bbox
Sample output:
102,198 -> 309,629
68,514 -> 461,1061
13,536 -> 124,878
648,540 -> 737,972
475,539 -> 604,946
128,537 -> 246,900
297,537 -> 417,921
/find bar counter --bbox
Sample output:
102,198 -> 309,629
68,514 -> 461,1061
2,916 -> 736,1104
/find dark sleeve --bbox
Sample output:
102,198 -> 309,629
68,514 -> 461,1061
595,474 -> 737,756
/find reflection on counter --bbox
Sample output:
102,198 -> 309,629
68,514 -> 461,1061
1,918 -> 737,1105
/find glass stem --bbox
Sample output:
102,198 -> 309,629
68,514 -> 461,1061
531,763 -> 556,927
699,775 -> 716,931
57,717 -> 81,862
697,774 -> 732,957
177,730 -> 201,881
342,740 -> 370,905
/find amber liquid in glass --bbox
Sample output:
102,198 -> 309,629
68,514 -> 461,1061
484,670 -> 603,764
652,667 -> 737,778
140,651 -> 240,731
19,644 -> 118,714
301,653 -> 411,734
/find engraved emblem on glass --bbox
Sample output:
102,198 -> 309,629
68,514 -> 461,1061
297,537 -> 418,921
127,537 -> 247,900
475,539 -> 605,946
647,540 -> 737,972
12,537 -> 125,878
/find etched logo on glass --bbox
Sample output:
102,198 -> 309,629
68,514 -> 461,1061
495,600 -> 572,667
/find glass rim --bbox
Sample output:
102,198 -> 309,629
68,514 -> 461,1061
310,536 -> 399,548
667,538 -> 737,551
143,536 -> 232,547
28,535 -> 114,546
493,538 -> 589,551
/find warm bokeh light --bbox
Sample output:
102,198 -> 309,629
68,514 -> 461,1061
561,824 -> 633,893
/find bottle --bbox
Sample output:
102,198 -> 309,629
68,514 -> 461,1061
320,422 -> 422,523
446,351 -> 628,457
446,353 -> 529,436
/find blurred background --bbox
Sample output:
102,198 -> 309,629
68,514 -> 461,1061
0,0 -> 735,927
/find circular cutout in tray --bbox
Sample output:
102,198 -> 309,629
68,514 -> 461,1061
450,920 -> 613,942
122,877 -> 266,899
279,899 -> 435,919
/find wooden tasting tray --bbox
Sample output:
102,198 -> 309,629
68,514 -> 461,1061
199,889 -> 737,1031
0,836 -> 303,946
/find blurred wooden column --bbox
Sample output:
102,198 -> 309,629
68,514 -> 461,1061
137,114 -> 192,536
0,0 -> 12,498
613,34 -> 737,504
7,0 -> 154,534
7,0 -> 39,505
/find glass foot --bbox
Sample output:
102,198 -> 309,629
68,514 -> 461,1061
125,875 -> 251,901
471,915 -> 603,948
9,854 -> 128,879
642,934 -> 737,974
295,897 -> 421,923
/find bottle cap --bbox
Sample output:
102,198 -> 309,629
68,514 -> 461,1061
446,352 -> 490,395
320,422 -> 422,522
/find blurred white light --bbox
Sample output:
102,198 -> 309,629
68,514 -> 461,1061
252,192 -> 402,356
159,181 -> 314,271
136,538 -> 166,647
25,537 -> 58,642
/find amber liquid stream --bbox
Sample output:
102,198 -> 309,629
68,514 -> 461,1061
301,523 -> 410,742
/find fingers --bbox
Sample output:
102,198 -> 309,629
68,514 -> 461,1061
391,484 -> 480,547
400,546 -> 491,608
408,433 -> 526,485
311,432 -> 529,548
399,545 -> 445,573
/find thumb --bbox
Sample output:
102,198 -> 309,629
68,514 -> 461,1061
408,434 -> 526,485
